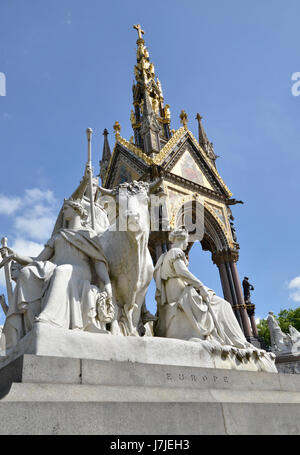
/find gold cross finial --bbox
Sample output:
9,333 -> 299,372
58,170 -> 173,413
133,24 -> 144,40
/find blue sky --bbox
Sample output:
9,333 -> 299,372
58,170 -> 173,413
0,0 -> 299,325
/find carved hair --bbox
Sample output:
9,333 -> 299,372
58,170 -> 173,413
117,180 -> 150,195
169,228 -> 189,243
63,198 -> 88,220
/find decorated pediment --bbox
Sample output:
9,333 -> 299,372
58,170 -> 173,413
162,131 -> 231,197
170,149 -> 214,191
104,141 -> 148,188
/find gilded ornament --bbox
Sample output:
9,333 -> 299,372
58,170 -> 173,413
180,110 -> 188,128
113,121 -> 121,136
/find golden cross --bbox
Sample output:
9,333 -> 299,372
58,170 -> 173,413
133,24 -> 144,40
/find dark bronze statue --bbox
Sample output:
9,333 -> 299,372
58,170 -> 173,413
242,276 -> 254,305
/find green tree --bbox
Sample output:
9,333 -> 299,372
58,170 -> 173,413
277,307 -> 300,333
257,318 -> 271,348
257,307 -> 300,348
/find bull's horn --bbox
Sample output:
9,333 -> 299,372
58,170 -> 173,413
149,178 -> 163,191
97,186 -> 116,196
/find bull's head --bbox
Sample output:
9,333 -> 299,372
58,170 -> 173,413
98,179 -> 162,233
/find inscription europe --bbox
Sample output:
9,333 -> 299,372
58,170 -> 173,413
165,372 -> 230,384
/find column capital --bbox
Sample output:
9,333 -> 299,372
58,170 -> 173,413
212,249 -> 239,266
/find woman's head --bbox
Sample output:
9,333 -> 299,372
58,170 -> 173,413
63,199 -> 88,221
169,229 -> 189,249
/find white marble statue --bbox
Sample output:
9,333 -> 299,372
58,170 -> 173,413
288,325 -> 300,350
0,198 -> 113,351
267,312 -> 300,353
153,229 -> 277,371
97,180 -> 160,337
52,165 -> 110,237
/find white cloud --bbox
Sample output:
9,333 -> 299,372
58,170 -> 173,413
11,238 -> 44,257
24,188 -> 56,206
287,275 -> 300,302
0,195 -> 22,215
14,215 -> 55,242
0,187 -> 59,243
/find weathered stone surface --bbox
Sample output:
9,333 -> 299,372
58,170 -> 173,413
0,323 -> 277,373
276,352 -> 300,374
0,353 -> 299,435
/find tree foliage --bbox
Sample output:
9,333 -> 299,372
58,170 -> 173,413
257,307 -> 300,349
257,318 -> 271,348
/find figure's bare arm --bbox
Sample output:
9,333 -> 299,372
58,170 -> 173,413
0,245 -> 53,266
173,258 -> 209,300
70,165 -> 90,201
95,261 -> 112,298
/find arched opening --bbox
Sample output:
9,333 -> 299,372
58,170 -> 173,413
188,240 -> 223,297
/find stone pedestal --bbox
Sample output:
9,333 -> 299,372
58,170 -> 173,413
0,324 -> 299,435
275,352 -> 300,374
0,353 -> 300,435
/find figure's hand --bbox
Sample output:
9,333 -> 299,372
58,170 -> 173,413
103,283 -> 112,299
0,246 -> 15,258
0,254 -> 15,269
84,163 -> 92,181
197,286 -> 210,302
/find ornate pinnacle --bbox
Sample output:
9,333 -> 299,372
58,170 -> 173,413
180,110 -> 188,128
113,121 -> 121,136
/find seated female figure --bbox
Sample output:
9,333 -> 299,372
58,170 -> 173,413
0,198 -> 113,351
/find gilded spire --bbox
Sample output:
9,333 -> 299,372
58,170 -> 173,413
140,90 -> 161,155
131,24 -> 171,149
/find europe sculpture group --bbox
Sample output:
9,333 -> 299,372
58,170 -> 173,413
0,166 -> 277,373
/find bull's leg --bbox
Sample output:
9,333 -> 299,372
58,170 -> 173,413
124,302 -> 140,336
131,282 -> 151,335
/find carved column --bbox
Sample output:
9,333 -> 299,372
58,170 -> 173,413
247,304 -> 259,338
213,251 -> 243,329
229,261 -> 252,339
217,263 -> 233,304
225,262 -> 243,329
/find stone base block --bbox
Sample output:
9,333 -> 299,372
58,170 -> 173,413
275,352 -> 300,374
0,353 -> 300,435
0,322 -> 276,373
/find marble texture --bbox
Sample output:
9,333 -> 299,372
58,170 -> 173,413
0,323 -> 277,373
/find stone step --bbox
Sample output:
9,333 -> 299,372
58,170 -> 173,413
0,393 -> 299,435
1,354 -> 299,394
2,381 -> 300,404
